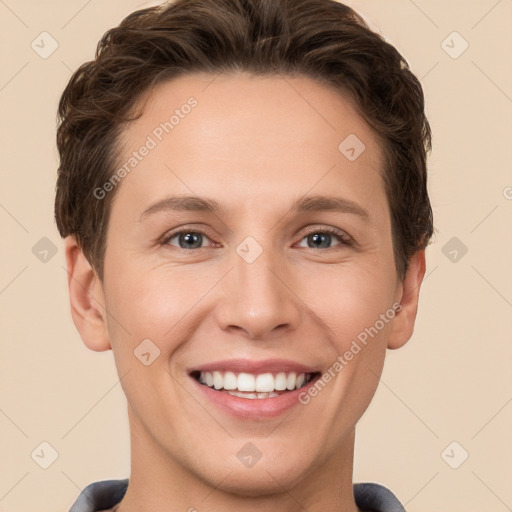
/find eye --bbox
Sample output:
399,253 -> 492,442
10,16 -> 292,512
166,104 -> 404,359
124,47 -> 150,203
296,227 -> 352,249
161,226 -> 353,252
163,229 -> 213,250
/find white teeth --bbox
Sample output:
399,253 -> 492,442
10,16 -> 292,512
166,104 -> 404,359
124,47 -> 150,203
286,372 -> 297,391
275,372 -> 287,390
227,391 -> 258,399
223,371 -> 237,390
227,391 -> 280,399
213,371 -> 223,390
255,373 -> 275,392
196,370 -> 312,394
237,372 -> 255,392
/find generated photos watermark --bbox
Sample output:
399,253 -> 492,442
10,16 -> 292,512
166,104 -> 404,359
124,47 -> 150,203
93,96 -> 198,200
298,301 -> 403,405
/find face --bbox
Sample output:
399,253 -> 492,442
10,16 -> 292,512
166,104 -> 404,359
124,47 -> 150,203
71,72 -> 421,495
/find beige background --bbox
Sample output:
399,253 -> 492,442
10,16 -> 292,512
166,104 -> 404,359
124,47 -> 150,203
1,0 -> 511,511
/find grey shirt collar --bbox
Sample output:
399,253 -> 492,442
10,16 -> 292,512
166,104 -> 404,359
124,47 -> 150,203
69,478 -> 406,512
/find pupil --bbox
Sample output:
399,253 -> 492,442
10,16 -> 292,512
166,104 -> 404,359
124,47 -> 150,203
309,233 -> 330,248
181,232 -> 201,248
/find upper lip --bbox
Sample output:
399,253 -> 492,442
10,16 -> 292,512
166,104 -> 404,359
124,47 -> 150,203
187,358 -> 320,375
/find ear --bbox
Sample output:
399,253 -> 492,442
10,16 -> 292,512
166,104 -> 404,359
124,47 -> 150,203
387,249 -> 426,350
64,235 -> 111,352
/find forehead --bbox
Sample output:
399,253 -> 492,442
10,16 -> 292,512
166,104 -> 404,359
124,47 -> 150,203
124,71 -> 383,159
113,71 -> 386,220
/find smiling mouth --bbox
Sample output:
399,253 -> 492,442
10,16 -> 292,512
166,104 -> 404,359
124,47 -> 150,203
190,370 -> 320,399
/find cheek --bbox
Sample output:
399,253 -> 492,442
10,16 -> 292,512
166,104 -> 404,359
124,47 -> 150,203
302,262 -> 396,347
313,268 -> 394,424
103,254 -> 209,342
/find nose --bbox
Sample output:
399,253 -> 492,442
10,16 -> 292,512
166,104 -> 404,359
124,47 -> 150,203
214,245 -> 302,341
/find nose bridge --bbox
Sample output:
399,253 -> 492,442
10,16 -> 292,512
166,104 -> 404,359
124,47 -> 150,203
215,237 -> 301,339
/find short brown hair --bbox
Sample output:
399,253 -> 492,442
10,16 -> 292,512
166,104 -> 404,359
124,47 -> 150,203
55,0 -> 433,281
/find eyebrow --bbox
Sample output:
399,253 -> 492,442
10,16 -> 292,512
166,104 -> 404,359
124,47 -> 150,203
139,194 -> 371,222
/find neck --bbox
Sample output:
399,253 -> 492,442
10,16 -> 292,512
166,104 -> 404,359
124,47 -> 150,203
117,404 -> 361,512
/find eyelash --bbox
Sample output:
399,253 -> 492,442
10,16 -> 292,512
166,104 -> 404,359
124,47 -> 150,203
160,226 -> 354,252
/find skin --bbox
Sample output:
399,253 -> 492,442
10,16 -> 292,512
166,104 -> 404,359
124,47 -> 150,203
65,72 -> 425,512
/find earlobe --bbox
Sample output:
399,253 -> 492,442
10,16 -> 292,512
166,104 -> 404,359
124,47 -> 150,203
64,236 -> 111,352
387,249 -> 426,350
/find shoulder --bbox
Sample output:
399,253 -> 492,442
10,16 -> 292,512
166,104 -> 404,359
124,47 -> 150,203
68,479 -> 128,512
353,481 -> 406,512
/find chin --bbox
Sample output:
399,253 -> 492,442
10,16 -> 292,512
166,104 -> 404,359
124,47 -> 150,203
197,456 -> 311,497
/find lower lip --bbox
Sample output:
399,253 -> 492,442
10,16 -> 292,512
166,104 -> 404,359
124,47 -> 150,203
190,374 -> 321,419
